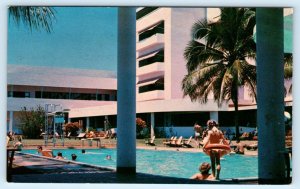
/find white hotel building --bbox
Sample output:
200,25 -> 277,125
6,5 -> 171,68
7,7 -> 293,137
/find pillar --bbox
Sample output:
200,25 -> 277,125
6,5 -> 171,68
256,8 -> 286,184
9,111 -> 13,133
116,7 -> 136,174
209,111 -> 218,123
86,117 -> 90,132
150,113 -> 155,138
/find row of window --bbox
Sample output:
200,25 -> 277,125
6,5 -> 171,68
7,91 -> 117,101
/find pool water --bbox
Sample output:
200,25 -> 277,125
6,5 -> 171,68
23,148 -> 258,179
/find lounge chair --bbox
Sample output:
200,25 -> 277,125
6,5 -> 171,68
183,136 -> 193,148
246,142 -> 258,151
175,136 -> 183,147
145,136 -> 156,146
66,132 -> 71,139
75,133 -> 86,140
110,128 -> 117,139
168,136 -> 183,147
163,136 -> 174,146
104,128 -> 117,139
165,136 -> 177,146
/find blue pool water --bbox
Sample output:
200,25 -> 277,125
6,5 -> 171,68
23,148 -> 258,179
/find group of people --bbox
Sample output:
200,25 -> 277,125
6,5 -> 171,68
37,146 -> 77,160
191,119 -> 231,181
7,132 -> 24,150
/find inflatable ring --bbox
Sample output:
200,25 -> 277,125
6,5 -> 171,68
203,143 -> 231,157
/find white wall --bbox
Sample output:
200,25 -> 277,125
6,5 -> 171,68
168,8 -> 206,99
7,97 -> 116,112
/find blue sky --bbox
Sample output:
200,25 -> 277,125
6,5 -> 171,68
8,7 -> 118,71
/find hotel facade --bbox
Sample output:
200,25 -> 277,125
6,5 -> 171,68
7,7 -> 293,137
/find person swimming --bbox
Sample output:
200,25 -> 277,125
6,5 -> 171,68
190,162 -> 215,180
71,154 -> 77,161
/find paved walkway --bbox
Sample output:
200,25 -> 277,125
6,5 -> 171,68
8,153 -> 258,184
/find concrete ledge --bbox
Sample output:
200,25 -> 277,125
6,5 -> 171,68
117,167 -> 136,174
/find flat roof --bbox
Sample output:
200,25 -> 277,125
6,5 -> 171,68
7,64 -> 117,90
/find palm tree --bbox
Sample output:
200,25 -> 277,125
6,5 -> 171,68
182,8 -> 257,138
9,6 -> 55,32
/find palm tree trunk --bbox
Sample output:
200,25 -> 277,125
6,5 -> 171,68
232,78 -> 240,139
233,97 -> 239,139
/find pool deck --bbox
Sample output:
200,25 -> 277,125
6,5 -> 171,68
8,152 -> 258,184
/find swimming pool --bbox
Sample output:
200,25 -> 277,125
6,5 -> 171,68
23,148 -> 258,179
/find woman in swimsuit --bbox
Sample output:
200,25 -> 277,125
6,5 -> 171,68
202,120 -> 230,179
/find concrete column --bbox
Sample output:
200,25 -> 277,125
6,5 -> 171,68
150,113 -> 155,138
256,8 -> 286,184
9,111 -> 13,133
86,117 -> 90,132
164,113 -> 171,126
104,115 -> 109,131
209,111 -> 218,123
117,7 -> 136,174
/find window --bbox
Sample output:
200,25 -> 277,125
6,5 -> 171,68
8,91 -> 30,98
97,94 -> 110,101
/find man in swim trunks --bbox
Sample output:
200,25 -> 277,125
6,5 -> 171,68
202,120 -> 230,180
191,162 -> 215,180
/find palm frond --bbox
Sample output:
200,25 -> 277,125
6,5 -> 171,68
184,40 -> 224,72
9,6 -> 55,32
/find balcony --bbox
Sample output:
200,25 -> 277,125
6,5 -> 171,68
139,21 -> 164,41
137,90 -> 165,101
136,8 -> 165,32
136,34 -> 164,52
137,63 -> 164,78
136,7 -> 159,20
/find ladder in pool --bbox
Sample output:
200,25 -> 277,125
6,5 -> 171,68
44,104 -> 65,147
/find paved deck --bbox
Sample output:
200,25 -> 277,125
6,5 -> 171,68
8,152 -> 258,184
